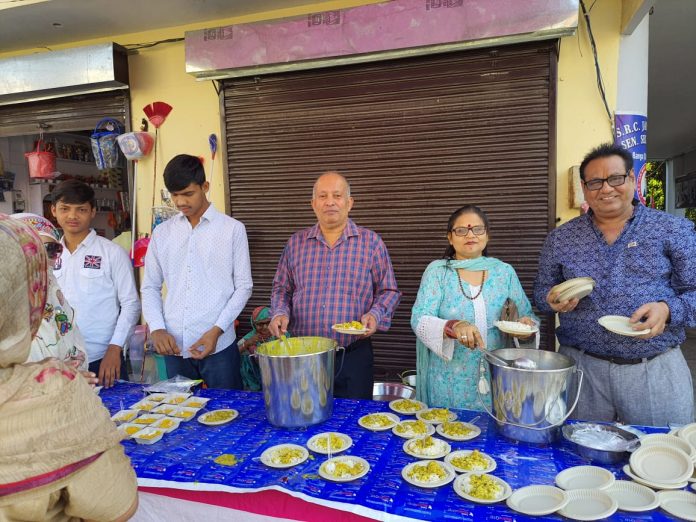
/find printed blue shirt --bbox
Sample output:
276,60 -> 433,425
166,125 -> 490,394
534,204 -> 696,358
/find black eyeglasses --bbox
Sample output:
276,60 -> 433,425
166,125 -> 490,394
451,225 -> 487,237
45,242 -> 63,260
583,173 -> 630,191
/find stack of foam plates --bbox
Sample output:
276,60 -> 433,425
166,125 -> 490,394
626,445 -> 694,489
551,277 -> 596,303
677,424 -> 696,461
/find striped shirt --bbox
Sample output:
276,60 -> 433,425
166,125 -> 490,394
271,219 -> 401,346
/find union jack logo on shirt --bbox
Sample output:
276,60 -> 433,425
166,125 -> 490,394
83,255 -> 102,269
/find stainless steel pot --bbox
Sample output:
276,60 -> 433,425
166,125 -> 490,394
254,336 -> 344,428
478,348 -> 583,444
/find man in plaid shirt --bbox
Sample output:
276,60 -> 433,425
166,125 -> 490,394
270,172 -> 401,399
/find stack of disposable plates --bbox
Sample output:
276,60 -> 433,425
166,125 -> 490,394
551,277 -> 596,303
625,445 -> 694,490
677,424 -> 696,461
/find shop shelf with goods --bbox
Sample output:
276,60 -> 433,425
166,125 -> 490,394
27,132 -> 130,240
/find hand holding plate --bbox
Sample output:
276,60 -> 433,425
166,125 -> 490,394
629,302 -> 669,339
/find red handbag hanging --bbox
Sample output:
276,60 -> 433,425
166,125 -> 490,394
25,139 -> 57,179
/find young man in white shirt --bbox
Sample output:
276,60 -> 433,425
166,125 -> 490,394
51,180 -> 141,388
141,154 -> 253,389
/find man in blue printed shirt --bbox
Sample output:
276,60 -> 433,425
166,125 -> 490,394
535,143 -> 696,426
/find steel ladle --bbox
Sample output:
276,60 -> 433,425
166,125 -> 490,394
484,350 -> 537,370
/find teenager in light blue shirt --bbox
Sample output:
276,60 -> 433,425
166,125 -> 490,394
141,155 -> 253,389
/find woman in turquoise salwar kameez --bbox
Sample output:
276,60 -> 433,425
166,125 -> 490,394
411,205 -> 538,410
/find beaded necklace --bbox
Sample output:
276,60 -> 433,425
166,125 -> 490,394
457,270 -> 486,300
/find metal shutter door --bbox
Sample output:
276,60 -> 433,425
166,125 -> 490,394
0,91 -> 130,137
223,41 -> 557,379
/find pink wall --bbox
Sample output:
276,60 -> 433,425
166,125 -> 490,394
186,0 -> 578,76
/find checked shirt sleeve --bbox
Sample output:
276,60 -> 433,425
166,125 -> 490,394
368,237 -> 401,330
270,243 -> 295,320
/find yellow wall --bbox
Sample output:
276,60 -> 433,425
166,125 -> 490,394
0,0 -> 382,239
556,0 -> 621,223
3,0 -> 624,231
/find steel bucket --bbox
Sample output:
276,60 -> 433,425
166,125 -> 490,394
254,336 -> 344,428
478,348 -> 583,444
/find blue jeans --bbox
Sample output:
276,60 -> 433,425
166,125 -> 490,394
163,341 -> 242,390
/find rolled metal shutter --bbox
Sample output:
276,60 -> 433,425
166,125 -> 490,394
0,91 -> 130,137
222,41 -> 557,379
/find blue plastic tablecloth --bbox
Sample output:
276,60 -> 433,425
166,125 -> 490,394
102,382 -> 680,521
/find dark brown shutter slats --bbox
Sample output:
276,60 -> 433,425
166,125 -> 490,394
0,91 -> 129,137
223,41 -> 557,379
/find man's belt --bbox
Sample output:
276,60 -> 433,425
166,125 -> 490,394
581,349 -> 664,365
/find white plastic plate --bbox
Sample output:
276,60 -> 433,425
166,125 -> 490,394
389,398 -> 427,415
597,315 -> 650,336
551,277 -> 595,295
416,408 -> 457,425
506,485 -> 568,516
436,421 -> 481,441
622,464 -> 688,490
556,282 -> 595,302
640,433 -> 696,461
445,450 -> 496,474
319,456 -> 370,482
197,408 -> 239,426
557,488 -> 618,521
454,473 -> 512,504
306,432 -> 352,455
401,460 -> 455,489
555,465 -> 615,491
402,436 -> 451,460
260,443 -> 309,469
392,420 -> 435,439
358,412 -> 399,431
629,445 -> 693,484
605,480 -> 659,512
331,324 -> 368,335
493,321 -> 539,336
658,490 -> 696,522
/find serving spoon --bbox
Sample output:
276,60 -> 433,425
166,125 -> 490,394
484,350 -> 537,370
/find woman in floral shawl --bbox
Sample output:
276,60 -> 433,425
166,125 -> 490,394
0,214 -> 138,520
12,213 -> 88,371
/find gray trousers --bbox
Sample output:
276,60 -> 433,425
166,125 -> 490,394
560,345 -> 694,426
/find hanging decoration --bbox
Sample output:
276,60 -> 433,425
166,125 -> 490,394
142,101 -> 173,232
116,131 -> 155,267
142,102 -> 173,129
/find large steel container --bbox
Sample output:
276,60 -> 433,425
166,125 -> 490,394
478,348 -> 583,444
255,336 -> 343,428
